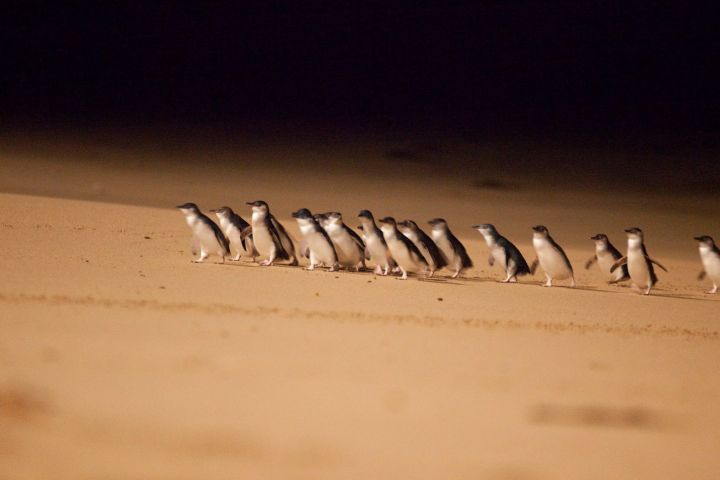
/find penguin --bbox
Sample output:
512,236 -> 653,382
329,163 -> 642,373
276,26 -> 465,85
472,223 -> 531,282
397,219 -> 447,276
176,202 -> 230,263
694,235 -> 720,294
210,206 -> 258,262
245,200 -> 292,266
321,212 -> 367,271
584,234 -> 629,283
292,208 -> 339,271
529,225 -> 575,287
611,227 -> 667,295
358,210 -> 396,275
428,218 -> 473,278
378,217 -> 429,280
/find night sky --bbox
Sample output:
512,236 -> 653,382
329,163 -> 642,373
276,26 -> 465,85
2,2 -> 718,145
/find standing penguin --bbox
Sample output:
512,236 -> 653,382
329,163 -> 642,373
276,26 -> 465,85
473,223 -> 531,282
428,218 -> 473,278
530,225 -> 575,287
585,234 -> 629,283
397,219 -> 447,276
322,212 -> 367,271
210,206 -> 258,262
177,202 -> 230,263
378,217 -> 429,280
246,200 -> 292,266
358,210 -> 396,275
611,228 -> 667,295
292,208 -> 339,271
694,235 -> 720,294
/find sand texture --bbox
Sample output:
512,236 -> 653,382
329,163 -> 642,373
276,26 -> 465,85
1,137 -> 719,479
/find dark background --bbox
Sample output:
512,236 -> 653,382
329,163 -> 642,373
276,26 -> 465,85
2,2 -> 718,159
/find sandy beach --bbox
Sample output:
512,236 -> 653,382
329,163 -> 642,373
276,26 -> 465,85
1,134 -> 719,479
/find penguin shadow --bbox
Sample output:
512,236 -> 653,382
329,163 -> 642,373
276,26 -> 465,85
417,276 -> 465,285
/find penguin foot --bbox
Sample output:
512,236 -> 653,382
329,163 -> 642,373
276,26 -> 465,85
569,278 -> 576,288
260,259 -> 272,266
232,255 -> 241,261
374,265 -> 383,275
305,265 -> 316,271
708,285 -> 718,294
451,271 -> 460,279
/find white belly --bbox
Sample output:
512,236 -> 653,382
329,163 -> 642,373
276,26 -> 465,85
194,224 -> 221,252
627,251 -> 651,287
533,238 -> 571,279
366,234 -> 389,266
388,239 -> 421,272
329,232 -> 361,266
491,245 -> 507,272
597,251 -> 624,281
433,234 -> 458,269
700,248 -> 720,281
252,224 -> 276,257
307,232 -> 337,265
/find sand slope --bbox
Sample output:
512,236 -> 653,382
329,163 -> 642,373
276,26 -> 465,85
1,140 -> 719,479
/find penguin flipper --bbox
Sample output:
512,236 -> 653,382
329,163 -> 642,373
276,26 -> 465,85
698,270 -> 707,280
529,258 -> 539,275
646,256 -> 668,272
488,254 -> 495,267
212,224 -> 231,255
585,255 -> 597,270
240,225 -> 253,240
191,236 -> 199,256
610,256 -> 627,273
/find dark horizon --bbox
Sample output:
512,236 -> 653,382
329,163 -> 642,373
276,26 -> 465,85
2,2 -> 718,152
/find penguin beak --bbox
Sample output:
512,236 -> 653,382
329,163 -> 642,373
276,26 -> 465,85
208,209 -> 217,213
471,224 -> 482,230
694,236 -> 703,241
245,201 -> 254,206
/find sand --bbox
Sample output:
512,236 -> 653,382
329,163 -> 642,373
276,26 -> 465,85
1,135 -> 719,479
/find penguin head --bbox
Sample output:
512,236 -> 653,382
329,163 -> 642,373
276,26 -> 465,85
473,224 -> 497,237
624,227 -> 644,241
532,225 -> 549,237
326,212 -> 343,226
292,208 -> 313,220
358,210 -> 374,221
177,202 -> 200,215
314,212 -> 328,227
694,235 -> 715,246
396,219 -> 417,233
428,218 -> 447,231
590,233 -> 609,244
210,206 -> 232,219
246,200 -> 269,214
378,217 -> 397,232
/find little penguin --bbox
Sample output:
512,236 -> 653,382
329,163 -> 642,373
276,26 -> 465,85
378,217 -> 429,280
292,208 -> 339,271
321,212 -> 367,271
210,206 -> 258,261
246,200 -> 292,266
611,227 -> 667,295
472,223 -> 530,282
428,218 -> 473,278
177,202 -> 230,263
358,210 -> 396,275
530,225 -> 575,287
694,235 -> 720,294
397,219 -> 447,276
585,234 -> 629,283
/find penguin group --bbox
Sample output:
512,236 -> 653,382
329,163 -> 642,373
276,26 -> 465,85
177,202 -> 720,296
